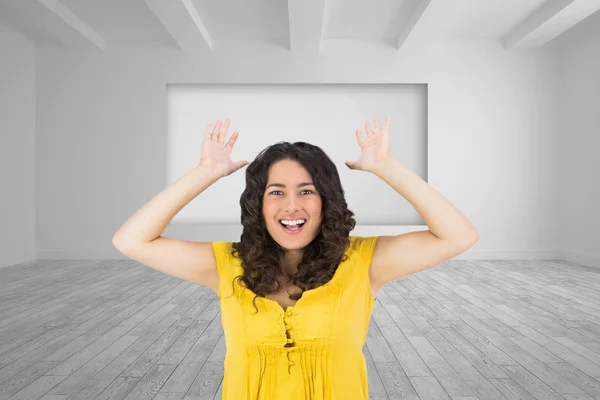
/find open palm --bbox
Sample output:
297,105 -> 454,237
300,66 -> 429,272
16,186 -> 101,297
345,116 -> 393,172
199,119 -> 248,178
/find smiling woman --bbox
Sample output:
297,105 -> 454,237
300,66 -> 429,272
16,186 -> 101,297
267,183 -> 311,232
262,161 -> 323,255
113,118 -> 477,400
231,141 -> 356,307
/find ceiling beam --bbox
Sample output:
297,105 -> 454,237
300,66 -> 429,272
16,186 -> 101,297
287,0 -> 329,52
7,0 -> 106,50
144,0 -> 212,53
397,0 -> 434,51
502,0 -> 600,49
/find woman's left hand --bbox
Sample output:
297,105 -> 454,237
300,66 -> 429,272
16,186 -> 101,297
345,116 -> 394,172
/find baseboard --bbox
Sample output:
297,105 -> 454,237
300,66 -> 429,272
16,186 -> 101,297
557,249 -> 600,269
0,249 -> 37,269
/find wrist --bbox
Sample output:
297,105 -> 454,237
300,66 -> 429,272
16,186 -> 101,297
369,157 -> 398,175
194,163 -> 224,181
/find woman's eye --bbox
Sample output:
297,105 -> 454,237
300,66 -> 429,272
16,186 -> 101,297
269,190 -> 313,195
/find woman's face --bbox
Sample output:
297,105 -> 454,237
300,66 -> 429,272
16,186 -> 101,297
262,159 -> 322,250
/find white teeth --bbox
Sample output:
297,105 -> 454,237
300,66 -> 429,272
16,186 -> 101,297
281,219 -> 305,226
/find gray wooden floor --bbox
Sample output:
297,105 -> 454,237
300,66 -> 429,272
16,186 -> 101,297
1,258 -> 600,400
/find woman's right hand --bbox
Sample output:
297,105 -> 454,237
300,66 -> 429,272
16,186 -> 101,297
198,119 -> 249,179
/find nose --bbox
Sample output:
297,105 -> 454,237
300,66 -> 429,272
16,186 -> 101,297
285,193 -> 300,211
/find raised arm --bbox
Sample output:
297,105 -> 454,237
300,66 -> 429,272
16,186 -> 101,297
112,119 -> 248,290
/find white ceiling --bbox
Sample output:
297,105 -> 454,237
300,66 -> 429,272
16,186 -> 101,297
0,0 -> 598,53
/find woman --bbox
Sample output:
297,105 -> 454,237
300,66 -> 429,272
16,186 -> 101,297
113,117 -> 478,399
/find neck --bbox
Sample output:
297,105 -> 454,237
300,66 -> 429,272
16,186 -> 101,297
281,249 -> 302,275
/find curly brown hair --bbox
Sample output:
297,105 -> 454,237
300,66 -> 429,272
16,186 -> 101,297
225,141 -> 357,313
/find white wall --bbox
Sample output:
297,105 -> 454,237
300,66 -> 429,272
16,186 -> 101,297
555,11 -> 600,269
26,38 -> 563,263
0,25 -> 36,267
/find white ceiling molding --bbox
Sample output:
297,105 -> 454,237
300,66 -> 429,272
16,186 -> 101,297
502,0 -> 600,49
144,0 -> 212,53
13,0 -> 106,50
397,0 -> 434,51
1,0 -> 592,53
287,0 -> 329,52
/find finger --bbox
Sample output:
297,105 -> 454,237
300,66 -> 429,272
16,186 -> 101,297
355,129 -> 368,148
373,118 -> 381,133
225,131 -> 239,149
212,120 -> 222,140
365,123 -> 375,139
385,115 -> 391,133
218,119 -> 230,143
205,122 -> 213,139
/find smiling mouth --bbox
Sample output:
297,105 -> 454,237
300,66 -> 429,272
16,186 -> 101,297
280,221 -> 305,234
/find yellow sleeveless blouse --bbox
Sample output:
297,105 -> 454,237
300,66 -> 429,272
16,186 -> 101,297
211,235 -> 379,400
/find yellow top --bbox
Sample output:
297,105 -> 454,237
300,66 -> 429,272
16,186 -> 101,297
212,235 -> 379,400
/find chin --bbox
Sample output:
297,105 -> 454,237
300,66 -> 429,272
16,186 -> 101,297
279,243 -> 305,251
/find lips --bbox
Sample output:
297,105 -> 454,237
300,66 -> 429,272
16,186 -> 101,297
280,221 -> 305,235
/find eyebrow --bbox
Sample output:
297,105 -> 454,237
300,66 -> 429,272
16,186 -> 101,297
266,182 -> 314,189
